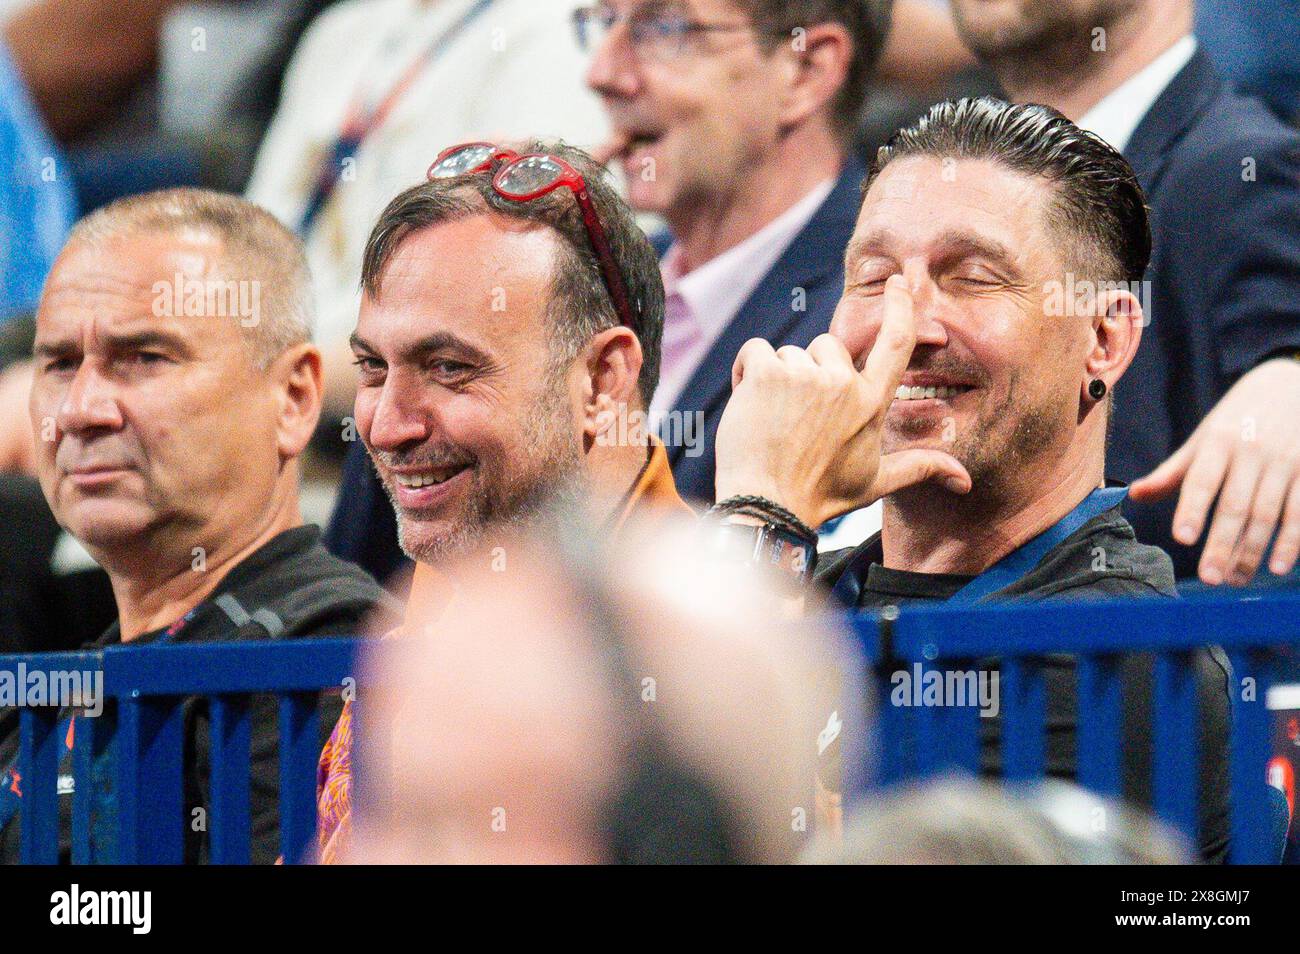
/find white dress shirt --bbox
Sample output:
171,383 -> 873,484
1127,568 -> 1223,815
1077,34 -> 1197,153
649,177 -> 837,421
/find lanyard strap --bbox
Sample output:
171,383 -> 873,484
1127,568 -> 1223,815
831,486 -> 1129,608
297,0 -> 498,235
947,485 -> 1128,603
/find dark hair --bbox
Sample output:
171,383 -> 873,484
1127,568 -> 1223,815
362,140 -> 664,406
743,0 -> 893,145
867,97 -> 1151,283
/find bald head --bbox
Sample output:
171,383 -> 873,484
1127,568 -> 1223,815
68,188 -> 313,369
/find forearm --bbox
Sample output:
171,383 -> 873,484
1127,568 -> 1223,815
4,0 -> 180,141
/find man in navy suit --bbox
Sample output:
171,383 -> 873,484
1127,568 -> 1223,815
579,0 -> 892,504
950,0 -> 1300,585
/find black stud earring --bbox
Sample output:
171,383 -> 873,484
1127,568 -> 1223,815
1088,378 -> 1108,400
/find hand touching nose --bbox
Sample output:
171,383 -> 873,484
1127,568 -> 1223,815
714,276 -> 971,528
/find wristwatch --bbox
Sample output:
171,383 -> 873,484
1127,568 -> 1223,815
707,520 -> 817,583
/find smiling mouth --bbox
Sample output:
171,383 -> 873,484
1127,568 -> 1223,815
391,465 -> 472,490
893,384 -> 973,401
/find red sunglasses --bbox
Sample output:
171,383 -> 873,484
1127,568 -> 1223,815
427,142 -> 636,330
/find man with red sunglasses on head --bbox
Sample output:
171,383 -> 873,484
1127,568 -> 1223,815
313,140 -> 690,862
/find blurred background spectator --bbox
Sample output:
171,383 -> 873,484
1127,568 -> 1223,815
1196,0 -> 1300,122
0,24 -> 75,323
3,0 -> 351,209
803,776 -> 1193,864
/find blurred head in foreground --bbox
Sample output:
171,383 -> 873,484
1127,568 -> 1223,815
344,509 -> 848,863
803,775 -> 1191,864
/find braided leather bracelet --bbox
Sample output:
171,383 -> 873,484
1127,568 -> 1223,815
706,495 -> 818,545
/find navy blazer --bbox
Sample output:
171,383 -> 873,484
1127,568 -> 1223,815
1112,49 -> 1300,578
657,158 -> 865,506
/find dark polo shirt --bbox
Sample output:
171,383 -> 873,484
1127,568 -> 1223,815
0,526 -> 400,863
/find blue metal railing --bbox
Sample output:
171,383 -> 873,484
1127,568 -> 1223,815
4,639 -> 357,864
850,588 -> 1300,864
3,587 -> 1298,864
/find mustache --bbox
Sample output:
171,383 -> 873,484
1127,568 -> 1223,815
903,348 -> 990,387
370,445 -> 476,472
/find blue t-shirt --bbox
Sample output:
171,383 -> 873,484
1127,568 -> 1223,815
0,39 -> 76,321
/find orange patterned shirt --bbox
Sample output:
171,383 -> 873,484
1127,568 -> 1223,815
314,441 -> 690,863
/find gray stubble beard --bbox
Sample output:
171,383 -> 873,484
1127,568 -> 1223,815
387,369 -> 588,567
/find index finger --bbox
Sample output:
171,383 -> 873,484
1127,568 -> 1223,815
859,275 -> 918,410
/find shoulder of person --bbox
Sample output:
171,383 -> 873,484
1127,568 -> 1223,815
273,0 -> 414,94
999,509 -> 1179,602
201,528 -> 402,642
263,545 -> 402,640
812,544 -> 864,592
301,0 -> 412,47
1159,94 -> 1300,205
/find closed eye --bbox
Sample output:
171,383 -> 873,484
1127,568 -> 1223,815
42,355 -> 79,374
849,268 -> 894,293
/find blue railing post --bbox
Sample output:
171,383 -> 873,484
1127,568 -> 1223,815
1152,652 -> 1200,843
943,660 -> 983,776
912,660 -> 945,780
208,695 -> 252,864
1076,655 -> 1123,799
17,706 -> 61,864
70,714 -> 95,864
1228,649 -> 1275,864
278,691 -> 320,865
116,695 -> 185,863
1000,658 -> 1046,782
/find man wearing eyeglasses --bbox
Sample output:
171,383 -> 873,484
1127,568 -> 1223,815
577,0 -> 892,515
